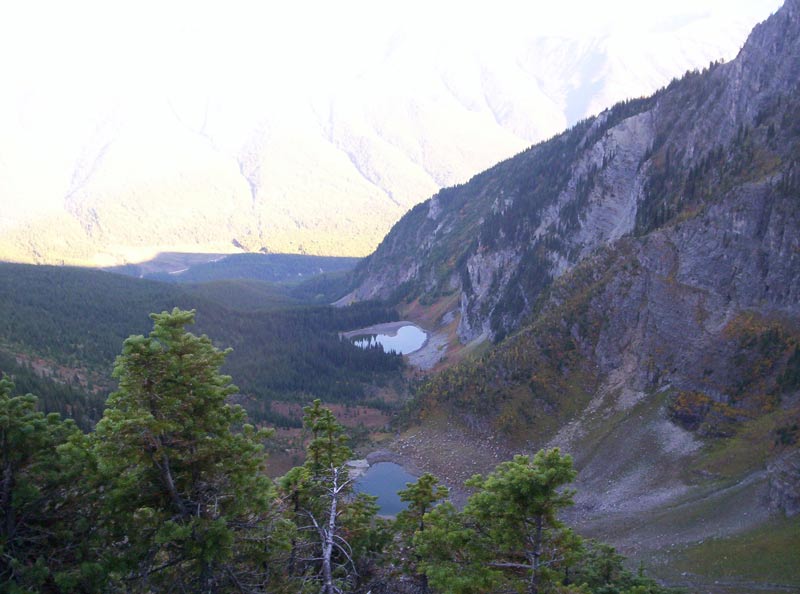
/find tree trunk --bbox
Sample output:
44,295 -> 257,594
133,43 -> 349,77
1,458 -> 14,541
200,559 -> 215,594
156,449 -> 188,518
147,386 -> 188,519
320,468 -> 339,594
288,493 -> 300,576
528,514 -> 543,594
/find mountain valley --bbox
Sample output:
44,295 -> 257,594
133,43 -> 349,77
1,1 -> 799,592
342,1 -> 800,590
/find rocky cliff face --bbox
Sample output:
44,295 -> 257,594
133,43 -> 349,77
352,0 -> 800,345
768,449 -> 800,517
349,4 -> 800,581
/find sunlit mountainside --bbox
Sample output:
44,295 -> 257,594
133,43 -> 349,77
0,0 -> 781,266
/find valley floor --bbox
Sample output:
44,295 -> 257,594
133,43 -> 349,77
372,409 -> 800,593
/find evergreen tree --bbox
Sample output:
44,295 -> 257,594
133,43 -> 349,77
570,539 -> 677,594
464,449 -> 577,594
279,399 -> 384,593
303,399 -> 352,474
0,375 -> 100,592
395,473 -> 449,592
92,308 -> 275,592
415,450 -> 678,594
338,491 -> 391,590
416,449 -> 579,594
414,501 -> 503,594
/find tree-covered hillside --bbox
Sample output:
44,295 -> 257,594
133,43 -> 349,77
0,263 -> 402,428
112,252 -> 359,286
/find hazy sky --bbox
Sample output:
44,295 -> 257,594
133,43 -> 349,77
2,0 -> 782,123
0,0 -> 783,219
0,0 -> 786,263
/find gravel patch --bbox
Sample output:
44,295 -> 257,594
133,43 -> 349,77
407,330 -> 449,370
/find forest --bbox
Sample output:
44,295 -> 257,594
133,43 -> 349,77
0,309 -> 680,593
0,263 -> 403,429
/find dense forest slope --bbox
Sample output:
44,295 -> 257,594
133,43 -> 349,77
0,263 -> 401,428
109,252 -> 358,286
350,1 -> 800,589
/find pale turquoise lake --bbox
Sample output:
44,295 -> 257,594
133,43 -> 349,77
352,324 -> 426,355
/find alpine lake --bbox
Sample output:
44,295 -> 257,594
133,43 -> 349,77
346,323 -> 426,514
354,462 -> 418,516
350,323 -> 427,355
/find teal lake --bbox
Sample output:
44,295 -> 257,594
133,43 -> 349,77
355,462 -> 417,516
352,324 -> 426,355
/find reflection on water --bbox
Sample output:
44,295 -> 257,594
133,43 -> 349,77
354,462 -> 417,516
353,324 -> 427,355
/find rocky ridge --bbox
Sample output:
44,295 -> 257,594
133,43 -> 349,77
349,1 -> 800,582
351,0 -> 800,344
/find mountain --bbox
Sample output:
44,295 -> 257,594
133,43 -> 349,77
352,0 -> 799,342
0,2 -> 781,266
350,1 -> 800,588
108,252 -> 358,286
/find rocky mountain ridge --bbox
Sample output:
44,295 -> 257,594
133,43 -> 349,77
350,0 -> 800,344
349,2 -> 800,586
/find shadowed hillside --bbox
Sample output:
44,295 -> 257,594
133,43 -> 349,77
0,262 -> 402,428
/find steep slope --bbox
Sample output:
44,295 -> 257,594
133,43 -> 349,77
352,0 -> 799,343
353,1 -> 800,588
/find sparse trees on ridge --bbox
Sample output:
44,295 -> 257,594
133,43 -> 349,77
413,450 -> 577,594
413,449 -> 676,594
279,399 -> 387,593
464,450 -> 577,594
395,472 -> 449,593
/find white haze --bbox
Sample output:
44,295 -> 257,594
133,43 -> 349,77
0,0 -> 784,262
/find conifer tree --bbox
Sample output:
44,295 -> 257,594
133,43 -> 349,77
92,308 -> 274,592
0,375 -> 99,592
416,449 -> 578,594
279,399 -> 382,593
414,501 -> 502,594
464,449 -> 576,594
414,449 -> 677,594
395,472 -> 449,592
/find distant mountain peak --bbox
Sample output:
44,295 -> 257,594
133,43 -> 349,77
0,2 -> 782,266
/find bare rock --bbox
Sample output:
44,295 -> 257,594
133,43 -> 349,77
767,449 -> 800,517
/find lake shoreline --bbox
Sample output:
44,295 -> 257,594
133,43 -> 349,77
346,449 -> 423,480
342,321 -> 430,359
340,320 -> 421,339
352,456 -> 421,516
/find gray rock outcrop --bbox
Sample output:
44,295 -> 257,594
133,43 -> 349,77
768,449 -> 800,517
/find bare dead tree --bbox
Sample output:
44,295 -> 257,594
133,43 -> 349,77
300,464 -> 358,594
